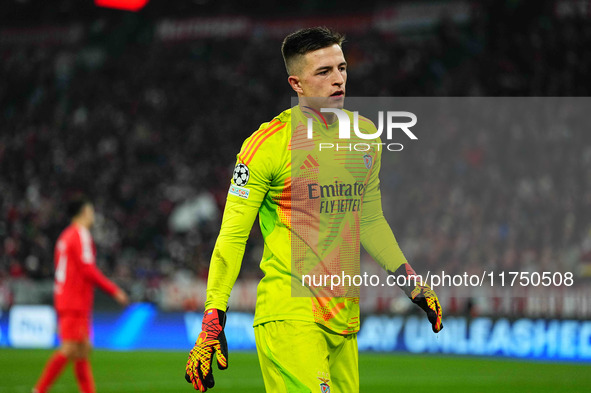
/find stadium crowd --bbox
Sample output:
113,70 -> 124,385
1,3 -> 590,308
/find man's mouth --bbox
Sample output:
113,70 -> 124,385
330,90 -> 344,97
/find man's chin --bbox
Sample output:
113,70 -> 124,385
301,96 -> 345,110
326,95 -> 345,108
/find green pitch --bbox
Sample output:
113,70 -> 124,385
0,349 -> 589,392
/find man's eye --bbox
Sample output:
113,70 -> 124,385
318,70 -> 328,75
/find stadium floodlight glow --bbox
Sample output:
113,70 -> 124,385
94,0 -> 149,11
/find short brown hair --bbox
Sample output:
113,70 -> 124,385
281,26 -> 345,75
67,194 -> 91,219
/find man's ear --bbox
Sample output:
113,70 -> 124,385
288,75 -> 304,94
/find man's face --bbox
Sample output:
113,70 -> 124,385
82,203 -> 95,227
293,44 -> 347,109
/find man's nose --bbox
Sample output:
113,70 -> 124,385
333,72 -> 344,86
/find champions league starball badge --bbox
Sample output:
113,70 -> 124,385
233,163 -> 250,186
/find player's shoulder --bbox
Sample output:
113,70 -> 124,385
343,110 -> 377,131
237,109 -> 291,165
252,109 -> 291,139
343,110 -> 382,143
59,224 -> 76,240
62,224 -> 91,244
56,225 -> 77,251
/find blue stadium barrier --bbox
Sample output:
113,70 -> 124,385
2,305 -> 591,361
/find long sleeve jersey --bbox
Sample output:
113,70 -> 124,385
206,105 -> 408,334
54,224 -> 119,314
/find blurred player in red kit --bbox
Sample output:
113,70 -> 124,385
33,196 -> 130,393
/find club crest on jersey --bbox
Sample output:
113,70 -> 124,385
233,163 -> 250,186
363,154 -> 373,169
318,377 -> 330,393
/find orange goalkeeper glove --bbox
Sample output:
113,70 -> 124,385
185,309 -> 228,392
409,281 -> 443,333
392,263 -> 443,333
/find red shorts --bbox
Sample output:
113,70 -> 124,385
58,312 -> 91,342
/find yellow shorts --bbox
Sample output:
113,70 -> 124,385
254,320 -> 359,393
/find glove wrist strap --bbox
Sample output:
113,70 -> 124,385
202,309 -> 226,336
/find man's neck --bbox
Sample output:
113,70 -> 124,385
72,218 -> 89,229
297,102 -> 337,124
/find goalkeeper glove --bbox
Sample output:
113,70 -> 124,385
392,263 -> 443,333
185,309 -> 228,392
409,281 -> 443,333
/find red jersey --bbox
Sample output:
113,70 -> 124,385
54,224 -> 119,314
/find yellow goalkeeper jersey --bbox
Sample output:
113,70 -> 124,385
205,105 -> 408,335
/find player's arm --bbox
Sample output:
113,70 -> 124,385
184,202 -> 258,392
204,120 -> 282,311
360,146 -> 443,333
186,120 -> 284,392
77,228 -> 129,306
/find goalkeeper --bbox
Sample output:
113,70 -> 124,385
185,27 -> 443,393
